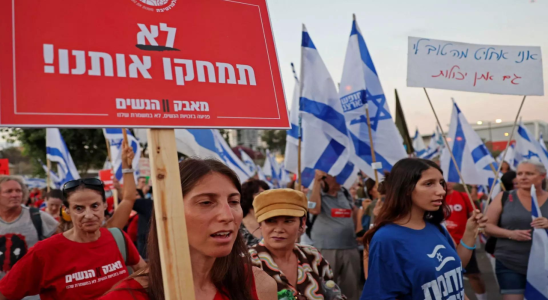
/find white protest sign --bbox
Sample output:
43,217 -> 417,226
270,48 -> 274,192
407,37 -> 544,95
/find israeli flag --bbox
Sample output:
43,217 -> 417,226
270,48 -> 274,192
38,159 -> 62,188
497,143 -> 517,171
257,166 -> 273,188
46,128 -> 80,184
299,25 -> 357,188
239,149 -> 257,176
524,184 -> 548,300
174,129 -> 251,182
413,129 -> 427,158
284,63 -> 301,175
338,16 -> 406,180
423,127 -> 444,160
263,150 -> 281,188
440,101 -> 499,188
515,122 -> 548,169
103,129 -> 141,183
540,132 -> 548,159
279,163 -> 292,188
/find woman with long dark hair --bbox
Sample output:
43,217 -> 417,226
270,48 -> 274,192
100,159 -> 277,300
360,158 -> 487,300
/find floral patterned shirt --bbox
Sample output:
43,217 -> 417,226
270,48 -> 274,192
249,242 -> 343,300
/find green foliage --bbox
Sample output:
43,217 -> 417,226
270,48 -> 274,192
261,130 -> 287,154
1,128 -> 108,176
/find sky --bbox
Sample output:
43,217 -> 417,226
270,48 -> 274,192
266,0 -> 548,135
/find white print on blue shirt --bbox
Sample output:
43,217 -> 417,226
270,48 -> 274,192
360,223 -> 465,300
421,245 -> 464,300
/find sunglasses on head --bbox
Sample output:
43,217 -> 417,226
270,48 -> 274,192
62,178 -> 104,198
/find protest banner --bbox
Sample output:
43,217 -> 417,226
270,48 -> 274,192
139,157 -> 151,178
0,0 -> 289,129
0,159 -> 9,175
408,37 -> 544,96
0,1 -> 288,299
99,169 -> 114,190
408,36 -> 543,219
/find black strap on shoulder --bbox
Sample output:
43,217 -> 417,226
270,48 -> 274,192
29,207 -> 44,241
498,191 -> 510,226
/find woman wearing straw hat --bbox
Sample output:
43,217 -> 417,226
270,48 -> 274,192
249,188 -> 346,300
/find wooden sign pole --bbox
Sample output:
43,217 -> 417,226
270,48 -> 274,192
104,137 -> 119,210
147,129 -> 195,300
484,96 -> 526,210
423,88 -> 476,209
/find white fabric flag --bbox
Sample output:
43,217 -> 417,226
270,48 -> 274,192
284,63 -> 301,175
46,128 -> 80,184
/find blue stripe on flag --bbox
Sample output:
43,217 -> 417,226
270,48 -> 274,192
525,282 -> 548,300
471,145 -> 490,164
350,132 -> 394,172
300,139 -> 347,188
518,126 -> 531,142
287,123 -> 299,139
187,129 -> 216,151
350,21 -> 378,76
300,97 -> 347,136
448,119 -> 465,183
336,161 -> 355,185
302,31 -> 316,49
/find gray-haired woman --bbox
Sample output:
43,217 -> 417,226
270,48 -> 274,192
485,159 -> 548,300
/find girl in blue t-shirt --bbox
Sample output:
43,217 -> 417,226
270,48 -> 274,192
360,158 -> 487,300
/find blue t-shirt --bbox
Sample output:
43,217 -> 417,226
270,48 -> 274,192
360,222 -> 464,300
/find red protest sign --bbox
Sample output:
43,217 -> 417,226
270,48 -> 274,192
99,169 -> 114,190
0,159 -> 9,175
0,0 -> 289,129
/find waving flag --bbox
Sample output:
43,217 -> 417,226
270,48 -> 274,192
284,63 -> 301,175
299,25 -> 356,188
279,164 -> 292,188
263,150 -> 281,188
524,184 -> 548,300
174,129 -> 251,182
413,129 -> 427,158
515,122 -> 548,169
540,132 -> 548,159
103,129 -> 141,183
338,15 -> 406,180
46,128 -> 80,184
239,149 -> 257,176
497,143 -> 517,171
440,101 -> 499,188
423,127 -> 444,160
257,166 -> 273,188
38,159 -> 62,188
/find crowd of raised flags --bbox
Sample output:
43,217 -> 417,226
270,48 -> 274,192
31,15 -> 548,297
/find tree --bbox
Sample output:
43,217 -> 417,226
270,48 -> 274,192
261,130 -> 286,154
1,128 -> 108,176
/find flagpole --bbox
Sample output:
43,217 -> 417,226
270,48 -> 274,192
297,30 -> 306,191
365,103 -> 380,186
423,88 -> 475,208
488,163 -> 506,191
46,158 -> 51,193
484,96 -> 526,212
105,136 -> 118,210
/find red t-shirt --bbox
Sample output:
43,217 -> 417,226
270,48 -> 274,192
99,276 -> 260,300
445,191 -> 475,243
0,228 -> 140,300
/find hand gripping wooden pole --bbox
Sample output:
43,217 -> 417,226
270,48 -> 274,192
147,129 -> 195,300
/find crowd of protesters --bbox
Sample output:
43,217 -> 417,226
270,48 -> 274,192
1,150 -> 547,299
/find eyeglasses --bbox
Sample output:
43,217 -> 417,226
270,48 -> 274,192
62,178 -> 104,198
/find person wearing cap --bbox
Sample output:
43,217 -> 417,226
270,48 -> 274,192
249,189 -> 346,300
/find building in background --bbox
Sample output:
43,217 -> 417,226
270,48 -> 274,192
226,129 -> 267,150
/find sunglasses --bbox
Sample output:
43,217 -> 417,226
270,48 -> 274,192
62,178 -> 104,198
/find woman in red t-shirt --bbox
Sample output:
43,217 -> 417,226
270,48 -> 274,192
101,158 -> 277,300
0,176 -> 147,300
